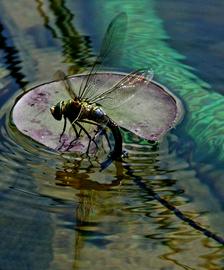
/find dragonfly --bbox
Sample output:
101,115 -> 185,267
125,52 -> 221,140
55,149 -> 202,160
50,12 -> 153,161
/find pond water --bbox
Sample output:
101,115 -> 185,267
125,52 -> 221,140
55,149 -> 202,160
0,1 -> 223,270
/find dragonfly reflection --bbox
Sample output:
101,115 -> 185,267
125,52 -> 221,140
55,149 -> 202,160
50,13 -> 153,162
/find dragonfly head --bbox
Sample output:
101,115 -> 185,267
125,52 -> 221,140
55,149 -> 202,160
50,101 -> 64,120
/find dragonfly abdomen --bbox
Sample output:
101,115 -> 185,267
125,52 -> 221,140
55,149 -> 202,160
90,107 -> 108,124
91,107 -> 122,159
107,118 -> 123,159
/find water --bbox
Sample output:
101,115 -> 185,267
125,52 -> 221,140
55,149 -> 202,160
0,1 -> 223,269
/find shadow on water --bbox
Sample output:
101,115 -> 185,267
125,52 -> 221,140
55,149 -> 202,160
0,20 -> 28,113
0,0 -> 224,269
0,21 -> 27,90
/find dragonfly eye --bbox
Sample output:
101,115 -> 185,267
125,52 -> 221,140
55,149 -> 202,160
50,102 -> 63,120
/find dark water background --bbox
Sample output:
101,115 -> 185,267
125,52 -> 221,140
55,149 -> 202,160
0,1 -> 223,269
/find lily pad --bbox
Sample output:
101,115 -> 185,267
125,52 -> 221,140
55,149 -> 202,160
11,72 -> 183,152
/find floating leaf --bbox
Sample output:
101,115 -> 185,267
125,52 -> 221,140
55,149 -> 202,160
11,72 -> 183,152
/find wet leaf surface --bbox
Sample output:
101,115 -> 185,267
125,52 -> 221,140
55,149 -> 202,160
12,72 -> 183,152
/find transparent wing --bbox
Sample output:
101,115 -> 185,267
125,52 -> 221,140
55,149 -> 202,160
89,69 -> 153,109
78,12 -> 128,101
54,70 -> 77,99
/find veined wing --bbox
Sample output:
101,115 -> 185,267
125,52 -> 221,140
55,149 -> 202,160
88,69 -> 153,109
54,70 -> 77,99
78,12 -> 127,101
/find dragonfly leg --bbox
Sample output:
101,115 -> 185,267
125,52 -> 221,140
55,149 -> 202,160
58,117 -> 69,150
58,118 -> 81,151
98,127 -> 112,151
72,123 -> 80,138
66,123 -> 83,151
92,126 -> 112,153
76,122 -> 98,154
79,120 -> 111,152
59,116 -> 67,142
57,139 -> 66,151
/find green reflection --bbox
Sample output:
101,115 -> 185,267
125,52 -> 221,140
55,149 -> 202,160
93,0 -> 224,164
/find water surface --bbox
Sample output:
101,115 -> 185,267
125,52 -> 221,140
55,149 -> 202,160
0,1 -> 223,269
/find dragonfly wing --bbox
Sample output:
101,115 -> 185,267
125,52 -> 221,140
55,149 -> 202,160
78,12 -> 127,101
54,70 -> 77,99
90,69 -> 153,109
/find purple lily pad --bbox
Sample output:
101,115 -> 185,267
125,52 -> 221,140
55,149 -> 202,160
12,72 -> 183,152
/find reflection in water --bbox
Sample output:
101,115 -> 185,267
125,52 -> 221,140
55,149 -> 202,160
50,138 -> 224,268
0,20 -> 27,93
55,159 -> 123,191
36,0 -> 93,73
55,159 -> 124,269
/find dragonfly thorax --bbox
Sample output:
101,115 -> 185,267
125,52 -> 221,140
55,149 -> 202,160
63,99 -> 82,121
76,101 -> 108,125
